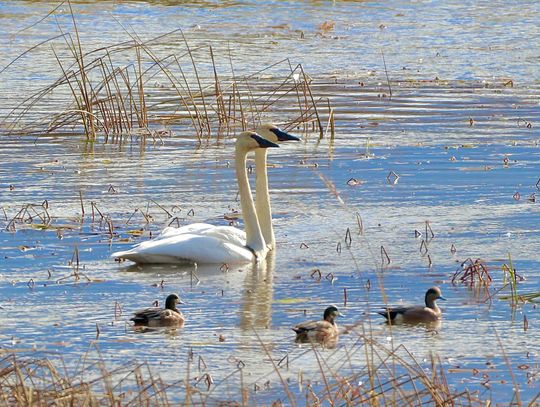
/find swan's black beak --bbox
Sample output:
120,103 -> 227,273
252,134 -> 280,148
271,127 -> 301,142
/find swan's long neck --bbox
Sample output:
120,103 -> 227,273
255,150 -> 275,250
236,145 -> 267,258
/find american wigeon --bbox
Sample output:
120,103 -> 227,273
293,305 -> 342,347
131,293 -> 185,327
378,287 -> 446,324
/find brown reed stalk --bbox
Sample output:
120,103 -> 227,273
65,0 -> 95,139
240,77 -> 259,130
180,30 -> 211,138
252,328 -> 297,406
210,45 -> 227,127
298,64 -> 324,137
136,45 -> 148,128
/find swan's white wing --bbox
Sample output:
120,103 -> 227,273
200,226 -> 246,246
112,233 -> 253,264
156,223 -> 214,240
155,224 -> 247,247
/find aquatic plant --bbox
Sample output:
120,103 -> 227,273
1,2 -> 329,144
451,258 -> 492,287
497,253 -> 539,305
499,253 -> 521,306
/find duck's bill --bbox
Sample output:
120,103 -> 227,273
272,128 -> 301,142
438,296 -> 447,301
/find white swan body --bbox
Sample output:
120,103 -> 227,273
114,233 -> 253,264
157,224 -> 246,247
150,124 -> 299,251
112,132 -> 279,264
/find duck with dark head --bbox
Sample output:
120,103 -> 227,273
131,293 -> 185,327
292,305 -> 343,348
378,287 -> 446,324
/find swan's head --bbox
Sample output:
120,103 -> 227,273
256,123 -> 301,143
165,293 -> 184,310
237,131 -> 280,151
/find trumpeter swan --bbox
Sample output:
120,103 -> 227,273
254,124 -> 300,249
112,132 -> 278,264
141,124 -> 299,250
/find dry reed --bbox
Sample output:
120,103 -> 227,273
1,5 -> 329,144
1,327 -> 527,406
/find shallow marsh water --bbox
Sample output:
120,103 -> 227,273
1,0 -> 540,405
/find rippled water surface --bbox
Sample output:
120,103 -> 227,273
1,0 -> 539,405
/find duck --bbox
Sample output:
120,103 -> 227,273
293,305 -> 342,347
112,131 -> 279,264
131,293 -> 185,327
378,286 -> 446,324
150,123 -> 299,251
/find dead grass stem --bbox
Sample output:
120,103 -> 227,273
2,7 -> 330,144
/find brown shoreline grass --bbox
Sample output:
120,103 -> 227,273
2,330 -> 535,407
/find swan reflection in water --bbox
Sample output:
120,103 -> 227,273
118,253 -> 276,338
239,251 -> 275,331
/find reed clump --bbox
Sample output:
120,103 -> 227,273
292,340 -> 485,406
1,5 -> 329,144
451,257 -> 492,286
0,353 -> 167,406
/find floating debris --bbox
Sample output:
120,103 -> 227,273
386,171 -> 400,185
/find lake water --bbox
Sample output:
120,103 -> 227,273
0,0 -> 539,405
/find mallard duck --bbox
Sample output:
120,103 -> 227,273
131,293 -> 185,327
378,287 -> 446,324
292,305 -> 342,347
